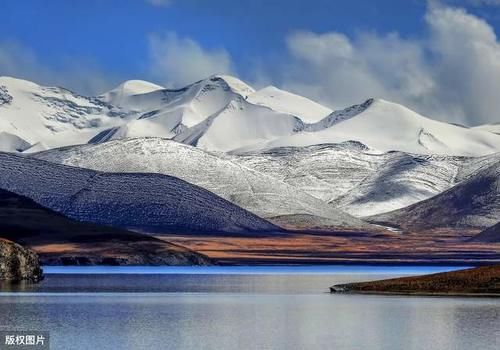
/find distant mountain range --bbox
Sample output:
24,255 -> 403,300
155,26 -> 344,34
0,74 -> 499,261
2,75 -> 500,156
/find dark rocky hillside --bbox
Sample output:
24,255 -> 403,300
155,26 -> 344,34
0,189 -> 211,266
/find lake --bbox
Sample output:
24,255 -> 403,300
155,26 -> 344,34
0,266 -> 498,350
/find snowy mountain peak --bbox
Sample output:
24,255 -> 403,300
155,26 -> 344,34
208,75 -> 255,97
0,76 -> 41,90
99,79 -> 165,105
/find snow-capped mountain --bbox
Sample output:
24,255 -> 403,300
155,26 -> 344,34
248,98 -> 500,157
369,158 -> 500,230
472,123 -> 500,135
3,74 -> 500,157
0,76 -> 126,152
33,137 -> 370,229
91,77 -> 307,152
36,137 -> 500,218
230,143 -> 480,217
0,152 -> 280,234
98,79 -> 165,107
4,73 -> 500,226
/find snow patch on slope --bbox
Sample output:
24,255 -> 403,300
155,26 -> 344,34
247,86 -> 332,123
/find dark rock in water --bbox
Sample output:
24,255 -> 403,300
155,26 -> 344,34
0,239 -> 43,282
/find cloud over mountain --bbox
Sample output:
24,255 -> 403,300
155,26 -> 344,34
2,4 -> 500,125
149,32 -> 234,88
278,4 -> 500,126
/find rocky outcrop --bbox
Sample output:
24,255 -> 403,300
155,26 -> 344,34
0,239 -> 43,282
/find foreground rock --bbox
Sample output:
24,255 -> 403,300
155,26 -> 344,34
330,265 -> 500,296
0,239 -> 43,282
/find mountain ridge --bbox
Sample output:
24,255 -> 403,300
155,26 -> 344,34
33,137 -> 371,229
3,75 -> 500,156
0,152 -> 281,235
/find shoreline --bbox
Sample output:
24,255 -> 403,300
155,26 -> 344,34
330,265 -> 500,297
329,289 -> 500,298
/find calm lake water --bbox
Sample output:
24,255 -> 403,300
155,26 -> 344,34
0,266 -> 498,350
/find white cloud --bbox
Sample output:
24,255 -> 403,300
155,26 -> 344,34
2,4 -> 500,125
282,31 -> 431,111
148,32 -> 234,87
276,5 -> 500,125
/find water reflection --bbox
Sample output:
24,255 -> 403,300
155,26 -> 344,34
0,272 -> 498,350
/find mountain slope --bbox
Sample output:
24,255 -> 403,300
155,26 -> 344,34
470,223 -> 500,243
175,96 -> 305,152
98,80 -> 165,107
247,86 -> 332,123
473,123 -> 500,135
251,99 -> 500,157
369,159 -> 500,230
230,143 -> 491,217
0,76 -> 126,151
33,138 -> 369,229
0,152 -> 279,234
90,76 -> 283,149
0,189 -> 211,265
0,132 -> 31,152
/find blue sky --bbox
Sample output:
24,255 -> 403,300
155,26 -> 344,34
2,0 -> 500,125
1,0 -> 429,79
